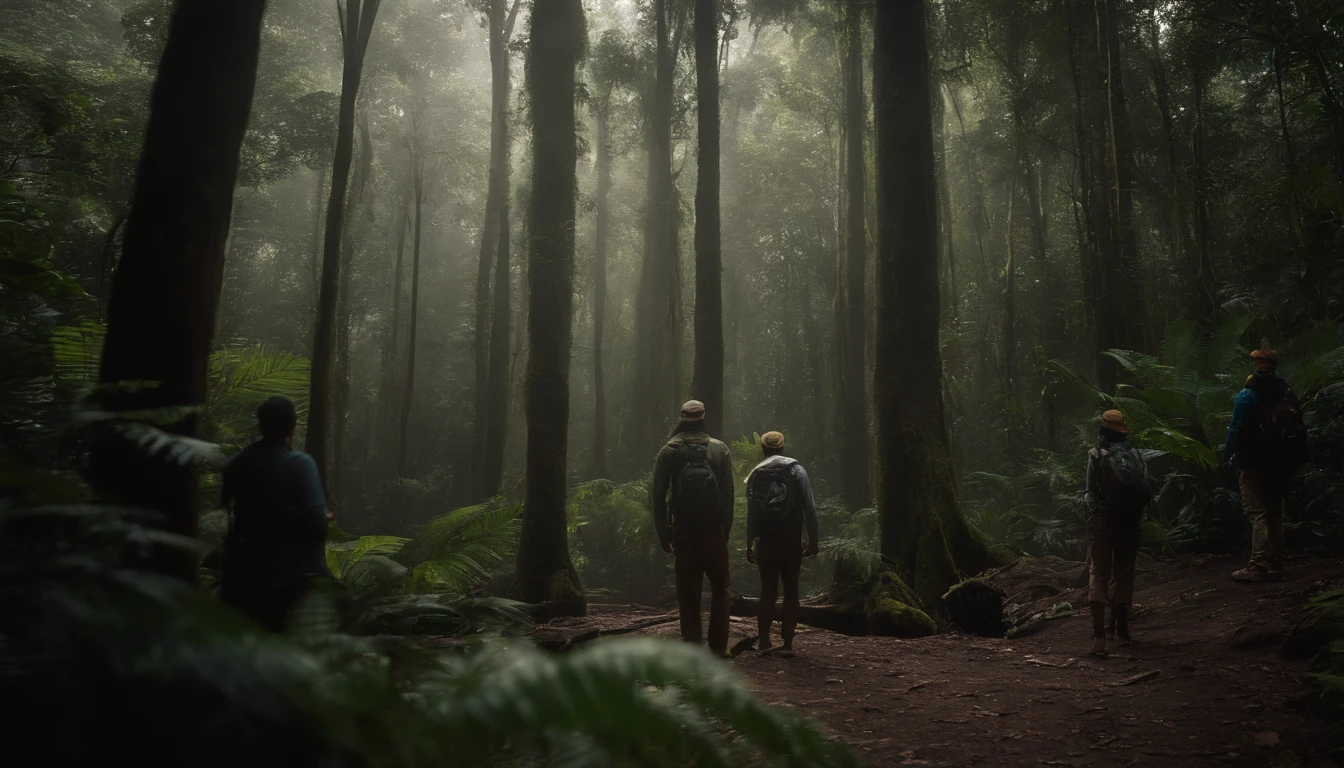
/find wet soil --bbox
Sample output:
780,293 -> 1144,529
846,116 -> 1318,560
532,554 -> 1344,767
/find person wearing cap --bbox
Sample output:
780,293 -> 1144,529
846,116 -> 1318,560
651,400 -> 736,655
745,431 -> 820,652
220,396 -> 334,632
1083,409 -> 1151,657
1224,348 -> 1299,583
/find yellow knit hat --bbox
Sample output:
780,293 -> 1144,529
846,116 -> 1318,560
761,431 -> 785,450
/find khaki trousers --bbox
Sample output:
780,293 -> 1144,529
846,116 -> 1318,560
1087,512 -> 1139,604
1239,468 -> 1287,571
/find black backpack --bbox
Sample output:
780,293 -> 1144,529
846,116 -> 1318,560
1094,445 -> 1152,516
671,440 -> 722,529
1258,397 -> 1307,471
751,461 -> 798,535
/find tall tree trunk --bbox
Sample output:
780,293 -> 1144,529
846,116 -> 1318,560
839,0 -> 870,511
1146,6 -> 1195,303
380,198 -> 409,475
1003,176 -> 1018,401
689,0 -> 724,438
308,163 -> 326,316
480,0 -> 523,498
1100,0 -> 1150,353
398,164 -> 424,479
510,0 -> 586,617
934,84 -> 956,325
872,0 -> 993,609
591,108 -> 610,478
308,0 -> 382,484
1273,45 -> 1305,251
630,0 -> 685,462
1191,74 -> 1219,331
90,0 -> 268,580
332,114 -> 373,505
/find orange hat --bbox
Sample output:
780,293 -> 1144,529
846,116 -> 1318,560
1250,349 -> 1278,370
761,431 -> 785,450
1100,409 -> 1128,433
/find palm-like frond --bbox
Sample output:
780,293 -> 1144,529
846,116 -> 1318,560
50,322 -> 105,387
425,637 -> 862,767
326,535 -> 411,591
410,502 -> 521,594
208,343 -> 311,431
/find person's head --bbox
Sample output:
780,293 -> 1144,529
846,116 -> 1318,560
1099,409 -> 1128,442
671,400 -> 707,435
258,396 -> 298,445
1250,348 -> 1278,373
760,431 -> 785,457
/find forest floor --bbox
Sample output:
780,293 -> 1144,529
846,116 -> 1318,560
530,554 -> 1344,768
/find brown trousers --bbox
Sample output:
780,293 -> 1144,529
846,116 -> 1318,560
674,530 -> 731,654
1086,512 -> 1139,604
1239,468 -> 1287,571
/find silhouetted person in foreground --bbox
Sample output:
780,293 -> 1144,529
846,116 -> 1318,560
1224,349 -> 1306,583
1084,409 -> 1152,657
652,400 -> 735,656
221,396 -> 333,632
745,431 -> 819,652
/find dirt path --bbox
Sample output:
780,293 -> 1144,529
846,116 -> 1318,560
536,555 -> 1344,767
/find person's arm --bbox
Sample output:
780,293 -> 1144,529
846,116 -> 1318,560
794,464 -> 820,554
745,469 -> 760,555
718,445 -> 735,537
1224,389 -> 1257,458
1084,449 -> 1100,515
652,446 -> 673,551
291,453 -> 329,541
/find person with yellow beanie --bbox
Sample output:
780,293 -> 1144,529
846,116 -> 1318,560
1083,409 -> 1153,657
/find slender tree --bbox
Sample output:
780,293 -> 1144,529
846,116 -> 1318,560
838,0 -> 870,510
332,114 -> 373,501
872,0 -> 994,608
591,106 -> 611,478
89,0 -> 268,580
307,0 -> 382,486
689,0 -> 724,437
398,157 -> 424,479
473,0 -> 524,499
630,0 -> 686,461
510,0 -> 587,617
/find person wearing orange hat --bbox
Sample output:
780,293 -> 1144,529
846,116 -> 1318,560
1083,409 -> 1153,657
1224,349 -> 1305,583
745,431 -> 820,652
651,400 -> 736,655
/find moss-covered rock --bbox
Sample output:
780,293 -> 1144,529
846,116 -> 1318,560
942,578 -> 1006,638
865,571 -> 936,638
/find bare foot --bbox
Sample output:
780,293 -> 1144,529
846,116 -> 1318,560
1090,637 -> 1108,657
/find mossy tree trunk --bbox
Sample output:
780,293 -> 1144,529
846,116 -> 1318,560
510,0 -> 586,617
872,0 -> 995,611
689,0 -> 724,438
90,0 -> 268,580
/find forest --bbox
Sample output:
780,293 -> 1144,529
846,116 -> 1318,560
3,0 -> 1344,765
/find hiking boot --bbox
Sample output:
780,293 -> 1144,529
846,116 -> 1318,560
1113,603 -> 1132,643
1231,565 -> 1270,583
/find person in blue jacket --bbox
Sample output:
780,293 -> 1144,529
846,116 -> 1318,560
220,396 -> 334,631
1223,349 -> 1298,584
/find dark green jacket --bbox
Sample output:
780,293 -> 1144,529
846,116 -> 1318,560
651,431 -> 735,546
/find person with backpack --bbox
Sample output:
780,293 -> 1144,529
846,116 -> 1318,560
1223,349 -> 1305,584
652,400 -> 736,655
745,431 -> 820,652
220,396 -> 334,632
1084,409 -> 1153,657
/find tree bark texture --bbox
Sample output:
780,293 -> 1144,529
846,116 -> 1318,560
839,0 -> 871,511
510,0 -> 586,616
90,0 -> 268,580
689,0 -> 724,439
872,0 -> 994,609
308,0 -> 381,484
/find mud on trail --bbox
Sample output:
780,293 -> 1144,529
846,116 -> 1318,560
532,555 -> 1344,767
